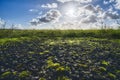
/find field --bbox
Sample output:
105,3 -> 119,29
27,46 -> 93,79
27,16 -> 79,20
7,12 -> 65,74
0,29 -> 120,80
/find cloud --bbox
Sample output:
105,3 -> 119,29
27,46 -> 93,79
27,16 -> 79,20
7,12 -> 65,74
0,18 -> 6,28
41,3 -> 58,8
53,21 -> 81,29
29,0 -> 120,29
83,4 -> 103,13
14,24 -> 24,29
103,0 -> 114,4
81,14 -> 97,23
79,4 -> 120,22
29,9 -> 38,12
95,5 -> 103,12
57,0 -> 71,3
115,3 -> 120,9
57,0 -> 92,3
73,4 -> 100,23
103,1 -> 109,4
103,0 -> 120,10
30,9 -> 61,25
66,3 -> 120,28
53,21 -> 100,30
105,11 -> 120,19
115,0 -> 120,9
84,4 -> 96,12
38,11 -> 42,15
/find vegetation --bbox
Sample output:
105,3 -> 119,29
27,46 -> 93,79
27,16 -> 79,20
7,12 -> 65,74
0,29 -> 120,39
0,29 -> 120,80
19,71 -> 30,78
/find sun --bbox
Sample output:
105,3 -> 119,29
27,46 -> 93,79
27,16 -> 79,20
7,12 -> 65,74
60,2 -> 78,18
65,7 -> 77,17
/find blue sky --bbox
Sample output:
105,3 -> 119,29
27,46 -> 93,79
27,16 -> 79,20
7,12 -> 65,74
0,0 -> 120,29
0,0 -> 44,25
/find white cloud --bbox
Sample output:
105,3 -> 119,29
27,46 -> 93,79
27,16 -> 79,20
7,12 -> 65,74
0,18 -> 6,28
73,4 -> 100,23
30,9 -> 61,26
6,23 -> 24,29
84,4 -> 96,12
105,11 -> 120,19
78,4 -> 120,23
64,3 -> 120,28
29,9 -> 38,12
38,11 -> 42,15
41,3 -> 58,8
57,0 -> 92,3
53,21 -> 81,29
29,0 -> 120,29
103,0 -> 120,10
103,1 -> 109,4
109,0 -> 115,3
53,21 -> 100,30
14,24 -> 24,29
103,0 -> 115,4
81,14 -> 97,23
115,0 -> 120,9
57,0 -> 71,3
115,3 -> 120,9
95,5 -> 103,13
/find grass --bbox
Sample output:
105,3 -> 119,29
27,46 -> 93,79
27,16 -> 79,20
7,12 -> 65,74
0,29 -> 120,80
0,29 -> 120,39
0,29 -> 120,45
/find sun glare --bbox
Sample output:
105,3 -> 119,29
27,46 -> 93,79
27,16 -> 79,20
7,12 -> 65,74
60,2 -> 78,18
65,7 -> 76,17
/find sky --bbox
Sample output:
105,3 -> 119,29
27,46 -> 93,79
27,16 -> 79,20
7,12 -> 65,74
0,0 -> 120,29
